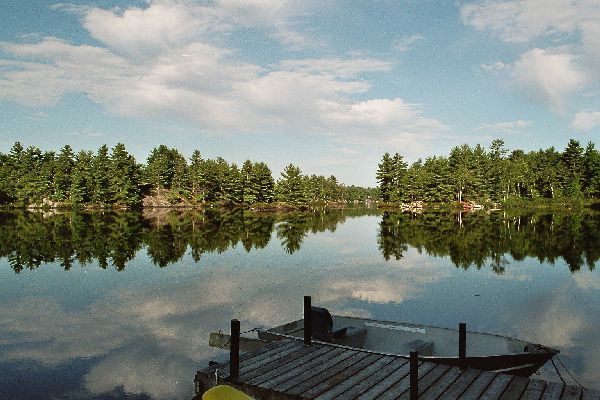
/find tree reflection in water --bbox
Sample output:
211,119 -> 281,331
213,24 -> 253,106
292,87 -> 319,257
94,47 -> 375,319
377,210 -> 600,272
1,208 -> 599,273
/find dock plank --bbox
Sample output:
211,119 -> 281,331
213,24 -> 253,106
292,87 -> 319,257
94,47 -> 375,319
354,360 -> 420,400
458,371 -> 497,399
398,363 -> 451,399
286,351 -> 370,396
582,389 -> 600,400
478,375 -> 514,400
521,379 -> 547,400
499,376 -> 529,400
260,347 -> 347,390
420,366 -> 462,400
313,356 -> 397,400
300,353 -> 384,398
375,362 -> 436,400
243,345 -> 333,384
271,348 -> 359,393
218,340 -> 299,380
439,368 -> 481,399
541,381 -> 564,400
561,385 -> 583,400
334,358 -> 408,400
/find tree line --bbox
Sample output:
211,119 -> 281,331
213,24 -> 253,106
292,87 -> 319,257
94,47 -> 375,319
0,143 -> 377,208
377,139 -> 600,205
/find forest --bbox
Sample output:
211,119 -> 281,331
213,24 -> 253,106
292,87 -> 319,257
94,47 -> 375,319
377,139 -> 600,206
0,143 -> 376,208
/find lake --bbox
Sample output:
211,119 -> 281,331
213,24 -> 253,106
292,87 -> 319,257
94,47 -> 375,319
1,208 -> 599,399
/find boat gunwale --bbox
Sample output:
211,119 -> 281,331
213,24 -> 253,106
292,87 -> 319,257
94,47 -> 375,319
261,315 -> 559,359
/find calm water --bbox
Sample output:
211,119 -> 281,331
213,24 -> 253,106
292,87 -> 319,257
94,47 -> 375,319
1,208 -> 600,399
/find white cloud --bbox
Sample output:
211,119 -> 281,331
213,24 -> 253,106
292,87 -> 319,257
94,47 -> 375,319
571,111 -> 600,131
392,34 -> 425,52
480,61 -> 510,73
477,120 -> 532,133
512,48 -> 585,112
0,1 -> 447,147
460,0 -> 581,43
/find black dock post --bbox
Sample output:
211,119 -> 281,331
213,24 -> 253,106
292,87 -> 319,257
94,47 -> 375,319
230,319 -> 240,379
304,296 -> 312,346
459,322 -> 466,370
410,351 -> 418,400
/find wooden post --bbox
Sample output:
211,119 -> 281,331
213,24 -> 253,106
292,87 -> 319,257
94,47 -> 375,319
459,322 -> 466,370
304,296 -> 312,346
230,319 -> 240,379
410,351 -> 418,400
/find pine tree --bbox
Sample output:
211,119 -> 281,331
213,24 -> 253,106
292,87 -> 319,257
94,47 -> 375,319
70,151 -> 94,205
376,153 -> 394,202
252,162 -> 275,203
390,153 -> 408,202
53,145 -> 75,202
109,143 -> 141,207
276,164 -> 310,206
92,145 -> 111,205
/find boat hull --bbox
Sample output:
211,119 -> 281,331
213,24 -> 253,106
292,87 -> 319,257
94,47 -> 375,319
258,315 -> 558,377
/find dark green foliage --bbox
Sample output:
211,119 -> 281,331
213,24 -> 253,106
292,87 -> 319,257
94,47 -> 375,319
109,143 -> 141,207
276,164 -> 311,206
377,139 -> 600,205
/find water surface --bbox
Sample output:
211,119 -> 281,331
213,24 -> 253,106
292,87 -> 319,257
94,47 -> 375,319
1,208 -> 599,399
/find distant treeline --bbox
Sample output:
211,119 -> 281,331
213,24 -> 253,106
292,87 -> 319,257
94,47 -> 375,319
0,143 -> 377,208
377,139 -> 600,205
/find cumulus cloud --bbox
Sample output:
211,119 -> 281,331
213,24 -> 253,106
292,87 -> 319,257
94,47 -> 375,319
0,0 -> 446,147
512,48 -> 585,112
462,0 -> 600,115
571,111 -> 600,131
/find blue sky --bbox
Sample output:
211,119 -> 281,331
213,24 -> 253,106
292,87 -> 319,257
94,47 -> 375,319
1,0 -> 599,186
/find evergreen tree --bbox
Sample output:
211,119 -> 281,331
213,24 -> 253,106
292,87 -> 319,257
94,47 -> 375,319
562,139 -> 584,198
53,145 -> 75,202
390,153 -> 408,202
276,164 -> 310,206
71,151 -> 94,205
252,162 -> 275,203
584,142 -> 600,198
376,153 -> 394,202
109,143 -> 141,207
92,145 -> 111,205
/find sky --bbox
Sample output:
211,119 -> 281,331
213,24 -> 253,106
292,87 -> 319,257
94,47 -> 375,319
1,0 -> 600,187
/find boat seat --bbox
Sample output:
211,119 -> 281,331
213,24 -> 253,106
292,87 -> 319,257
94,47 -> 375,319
404,339 -> 434,356
310,307 -> 367,346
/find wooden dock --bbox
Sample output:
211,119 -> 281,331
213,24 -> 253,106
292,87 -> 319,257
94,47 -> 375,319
194,339 -> 600,400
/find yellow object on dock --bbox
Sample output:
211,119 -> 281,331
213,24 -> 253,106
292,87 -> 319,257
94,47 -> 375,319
202,385 -> 255,400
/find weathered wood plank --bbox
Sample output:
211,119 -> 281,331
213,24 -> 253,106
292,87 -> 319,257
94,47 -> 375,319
541,381 -> 564,400
458,371 -> 497,399
286,351 -> 370,396
375,362 -> 436,400
353,360 -> 417,400
582,389 -> 600,400
561,385 -> 583,400
260,347 -> 347,390
314,356 -> 397,400
438,368 -> 481,399
243,344 -> 333,384
334,358 -> 408,400
499,376 -> 529,400
237,342 -> 306,376
419,366 -> 462,400
271,349 -> 359,393
521,379 -> 547,400
218,340 -> 300,379
300,353 -> 383,398
479,374 -> 514,400
397,364 -> 451,399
